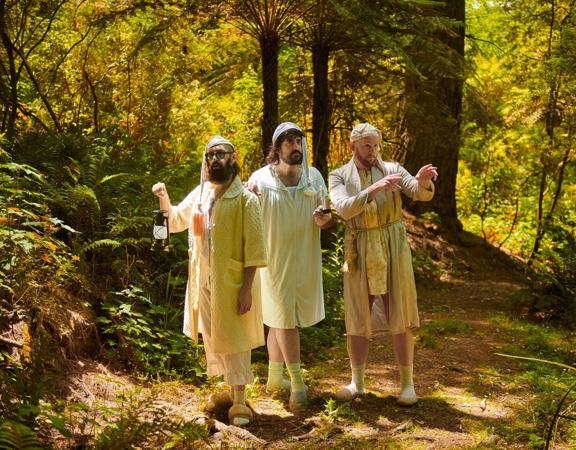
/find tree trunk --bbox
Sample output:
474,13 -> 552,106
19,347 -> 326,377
528,78 -> 562,264
312,42 -> 330,180
401,0 -> 465,231
0,0 -> 18,141
259,33 -> 280,162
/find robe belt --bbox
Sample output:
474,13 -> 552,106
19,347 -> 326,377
343,219 -> 401,273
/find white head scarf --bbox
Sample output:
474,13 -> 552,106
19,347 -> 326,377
272,122 -> 312,192
350,123 -> 382,143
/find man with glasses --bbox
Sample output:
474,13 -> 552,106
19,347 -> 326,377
152,136 -> 266,426
248,122 -> 332,412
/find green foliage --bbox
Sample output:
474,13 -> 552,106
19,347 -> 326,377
491,313 -> 576,447
319,398 -> 360,423
0,421 -> 44,450
0,146 -> 78,310
97,286 -> 204,380
531,220 -> 576,324
412,249 -> 443,278
300,227 -> 346,361
92,392 -> 209,450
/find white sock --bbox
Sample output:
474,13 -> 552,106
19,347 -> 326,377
350,364 -> 366,394
233,389 -> 246,405
286,362 -> 306,393
267,361 -> 284,390
399,365 -> 414,390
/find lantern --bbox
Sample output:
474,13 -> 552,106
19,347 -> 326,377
151,210 -> 170,251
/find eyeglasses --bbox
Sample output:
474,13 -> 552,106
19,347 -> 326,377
205,151 -> 233,161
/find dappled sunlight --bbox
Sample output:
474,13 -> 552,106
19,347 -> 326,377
429,385 -> 513,420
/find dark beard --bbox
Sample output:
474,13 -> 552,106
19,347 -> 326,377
281,151 -> 303,166
207,162 -> 234,183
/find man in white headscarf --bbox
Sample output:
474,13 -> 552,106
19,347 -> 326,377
152,136 -> 267,426
248,122 -> 332,412
329,123 -> 438,406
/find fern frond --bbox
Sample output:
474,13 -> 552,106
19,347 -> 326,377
98,173 -> 131,186
0,421 -> 44,450
80,239 -> 122,254
0,163 -> 44,182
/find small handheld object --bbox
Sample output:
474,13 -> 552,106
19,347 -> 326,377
192,203 -> 206,237
317,186 -> 331,214
151,210 -> 170,251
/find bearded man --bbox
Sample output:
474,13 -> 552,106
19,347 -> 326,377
152,136 -> 266,426
329,123 -> 437,406
247,122 -> 332,412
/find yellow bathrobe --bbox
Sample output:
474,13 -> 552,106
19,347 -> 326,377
168,176 -> 267,354
329,159 -> 434,337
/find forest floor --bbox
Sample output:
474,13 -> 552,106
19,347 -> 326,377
52,217 -> 576,449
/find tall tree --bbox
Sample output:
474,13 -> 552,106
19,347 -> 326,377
0,0 -> 67,140
225,0 -> 308,161
400,0 -> 465,231
289,0 -> 347,179
526,0 -> 576,263
300,0 -> 465,182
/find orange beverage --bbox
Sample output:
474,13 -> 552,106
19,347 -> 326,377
192,206 -> 205,237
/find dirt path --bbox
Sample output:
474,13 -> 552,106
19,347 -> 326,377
232,275 -> 530,449
59,226 -> 568,449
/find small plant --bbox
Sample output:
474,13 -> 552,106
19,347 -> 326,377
97,286 -> 204,380
412,249 -> 443,278
319,398 -> 360,423
92,392 -> 209,450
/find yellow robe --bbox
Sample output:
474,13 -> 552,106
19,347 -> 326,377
168,176 -> 267,354
329,159 -> 434,337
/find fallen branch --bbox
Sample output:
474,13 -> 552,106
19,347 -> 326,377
212,419 -> 267,445
0,335 -> 22,348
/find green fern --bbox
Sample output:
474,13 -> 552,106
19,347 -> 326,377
79,239 -> 122,254
0,421 -> 44,450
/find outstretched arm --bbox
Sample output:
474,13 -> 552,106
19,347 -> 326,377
415,164 -> 438,189
398,164 -> 437,201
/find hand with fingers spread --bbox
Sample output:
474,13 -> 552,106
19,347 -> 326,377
366,173 -> 402,201
375,173 -> 402,192
415,164 -> 438,188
